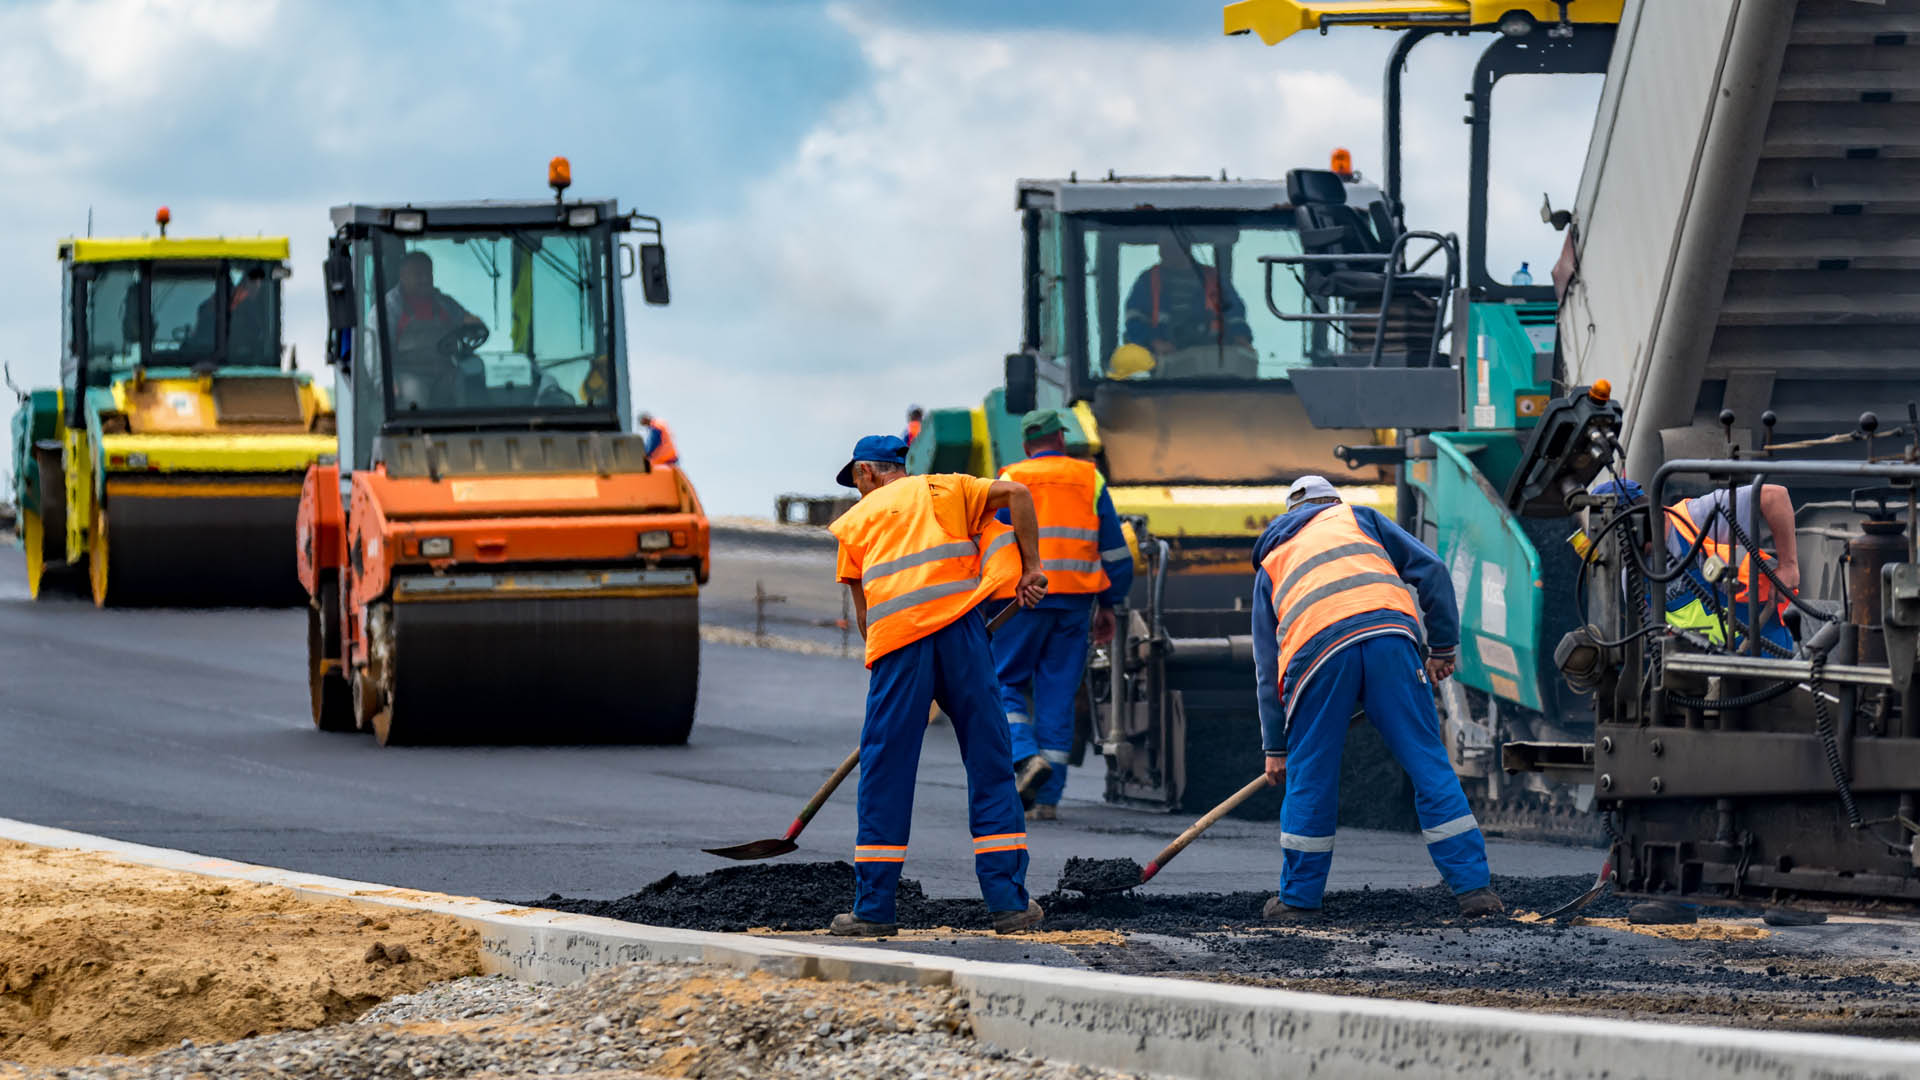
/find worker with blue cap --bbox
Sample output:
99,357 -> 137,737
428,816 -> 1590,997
825,434 -> 1051,936
985,409 -> 1134,818
1252,475 -> 1502,921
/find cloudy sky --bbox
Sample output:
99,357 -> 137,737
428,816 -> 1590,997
0,0 -> 1600,516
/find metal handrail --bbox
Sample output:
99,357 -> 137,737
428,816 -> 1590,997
1260,229 -> 1460,368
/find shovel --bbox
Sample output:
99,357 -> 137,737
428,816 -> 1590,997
1542,859 -> 1613,921
704,600 -> 1026,861
1063,773 -> 1277,895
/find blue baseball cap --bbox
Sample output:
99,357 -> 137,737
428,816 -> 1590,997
1591,478 -> 1646,503
837,434 -> 910,488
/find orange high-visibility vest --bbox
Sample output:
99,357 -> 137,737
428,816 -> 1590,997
906,418 -> 922,444
983,455 -> 1108,599
1664,501 -> 1782,608
831,475 -> 1016,667
1259,505 -> 1417,709
647,420 -> 679,466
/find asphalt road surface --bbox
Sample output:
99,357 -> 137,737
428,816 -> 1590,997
0,529 -> 1594,907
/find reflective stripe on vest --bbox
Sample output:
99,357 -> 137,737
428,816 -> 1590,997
1259,505 -> 1417,715
829,475 -> 1015,667
985,455 -> 1109,598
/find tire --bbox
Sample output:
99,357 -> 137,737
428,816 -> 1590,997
308,579 -> 356,733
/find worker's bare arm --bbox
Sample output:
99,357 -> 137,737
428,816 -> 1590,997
1759,483 -> 1800,591
844,580 -> 869,638
985,479 -> 1048,606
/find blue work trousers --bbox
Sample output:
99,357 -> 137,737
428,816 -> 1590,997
1279,635 -> 1490,908
855,610 -> 1030,922
992,600 -> 1093,806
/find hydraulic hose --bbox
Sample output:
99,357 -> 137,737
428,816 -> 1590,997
1807,652 -> 1865,830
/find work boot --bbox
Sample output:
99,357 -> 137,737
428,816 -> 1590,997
1014,755 -> 1053,808
1456,887 -> 1506,918
1763,907 -> 1828,927
1627,900 -> 1697,925
1033,804 -> 1058,822
1261,897 -> 1320,923
828,912 -> 898,937
993,900 -> 1045,935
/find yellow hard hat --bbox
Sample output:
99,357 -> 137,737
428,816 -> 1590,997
1108,343 -> 1156,378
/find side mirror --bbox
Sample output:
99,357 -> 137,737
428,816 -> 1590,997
324,237 -> 356,333
1005,353 -> 1038,415
638,243 -> 670,305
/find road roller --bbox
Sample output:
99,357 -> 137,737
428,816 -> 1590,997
297,159 -> 709,746
9,210 -> 335,606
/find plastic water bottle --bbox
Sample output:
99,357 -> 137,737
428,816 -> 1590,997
1511,261 -> 1534,286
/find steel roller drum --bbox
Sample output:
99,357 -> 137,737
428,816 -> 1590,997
383,593 -> 699,745
101,492 -> 304,605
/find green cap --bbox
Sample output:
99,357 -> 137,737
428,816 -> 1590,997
1021,409 -> 1066,439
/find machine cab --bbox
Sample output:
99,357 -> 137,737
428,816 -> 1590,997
60,227 -> 292,427
322,182 -> 669,479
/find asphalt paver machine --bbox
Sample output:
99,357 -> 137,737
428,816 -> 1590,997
10,212 -> 335,605
298,160 -> 709,746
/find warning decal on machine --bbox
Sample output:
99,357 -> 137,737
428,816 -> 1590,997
449,477 -> 600,503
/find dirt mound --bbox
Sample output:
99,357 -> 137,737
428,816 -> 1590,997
0,842 -> 480,1067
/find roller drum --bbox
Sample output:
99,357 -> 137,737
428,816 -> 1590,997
101,492 -> 304,605
383,593 -> 699,745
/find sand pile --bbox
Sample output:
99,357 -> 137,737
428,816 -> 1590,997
0,842 -> 480,1066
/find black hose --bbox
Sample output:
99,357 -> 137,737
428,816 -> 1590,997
1664,678 -> 1798,711
1808,653 -> 1865,830
1721,511 -> 1837,624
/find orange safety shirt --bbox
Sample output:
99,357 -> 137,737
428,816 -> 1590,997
646,420 -> 679,466
831,474 -> 1017,667
1259,504 -> 1418,712
983,455 -> 1108,599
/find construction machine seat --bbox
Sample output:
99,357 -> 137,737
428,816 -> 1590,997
1287,169 -> 1446,303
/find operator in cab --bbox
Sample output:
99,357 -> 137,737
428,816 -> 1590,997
827,435 -> 1049,938
384,251 -> 487,409
987,410 -> 1134,819
1253,476 -> 1502,922
1124,239 -> 1253,357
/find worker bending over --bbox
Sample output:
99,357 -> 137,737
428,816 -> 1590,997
988,409 -> 1134,818
637,411 -> 679,467
1253,476 -> 1502,920
827,435 -> 1049,937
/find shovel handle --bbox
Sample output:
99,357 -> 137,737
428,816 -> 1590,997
784,747 -> 862,841
1140,774 -> 1275,884
986,601 -> 1020,635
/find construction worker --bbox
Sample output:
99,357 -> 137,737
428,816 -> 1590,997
1253,475 -> 1503,921
903,406 -> 925,445
637,411 -> 679,467
826,434 -> 1049,937
1591,478 -> 1797,654
1124,238 -> 1253,356
1588,477 -> 1823,928
988,409 -> 1133,819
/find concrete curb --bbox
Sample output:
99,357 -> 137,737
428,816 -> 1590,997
4,817 -> 1917,1080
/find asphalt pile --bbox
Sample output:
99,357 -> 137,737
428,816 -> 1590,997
24,963 -> 1141,1080
1056,857 -> 1145,895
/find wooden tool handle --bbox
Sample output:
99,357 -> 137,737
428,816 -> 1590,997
986,602 -> 1020,635
784,747 -> 861,840
1140,774 -> 1275,884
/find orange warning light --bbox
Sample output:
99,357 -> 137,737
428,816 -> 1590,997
155,206 -> 171,236
548,156 -> 572,193
1330,147 -> 1353,179
1589,378 -> 1612,403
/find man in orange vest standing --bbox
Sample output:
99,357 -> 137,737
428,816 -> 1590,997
637,411 -> 679,467
988,409 -> 1134,818
1253,476 -> 1502,920
827,434 -> 1050,936
903,405 -> 924,445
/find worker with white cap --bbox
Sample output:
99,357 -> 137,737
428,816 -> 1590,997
1250,475 -> 1502,920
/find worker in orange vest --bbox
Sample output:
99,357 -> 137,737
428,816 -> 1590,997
827,434 -> 1050,937
637,411 -> 678,466
986,409 -> 1134,819
1253,476 -> 1501,921
903,405 -> 924,445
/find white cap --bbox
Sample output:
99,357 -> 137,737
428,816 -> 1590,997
1286,475 -> 1340,508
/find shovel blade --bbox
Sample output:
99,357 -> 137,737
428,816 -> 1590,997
702,838 -> 800,862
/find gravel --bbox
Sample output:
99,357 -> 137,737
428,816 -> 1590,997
27,963 -> 1142,1080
